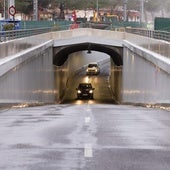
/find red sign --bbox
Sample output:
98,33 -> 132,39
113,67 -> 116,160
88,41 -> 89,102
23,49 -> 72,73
9,5 -> 16,16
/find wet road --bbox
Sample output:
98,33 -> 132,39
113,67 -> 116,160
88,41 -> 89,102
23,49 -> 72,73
0,103 -> 170,170
0,61 -> 170,170
62,60 -> 116,104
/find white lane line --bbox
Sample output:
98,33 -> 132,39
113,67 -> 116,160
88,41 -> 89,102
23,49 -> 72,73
85,117 -> 91,123
84,143 -> 93,157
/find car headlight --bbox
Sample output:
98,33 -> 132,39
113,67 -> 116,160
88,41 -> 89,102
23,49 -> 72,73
89,90 -> 93,93
77,90 -> 81,93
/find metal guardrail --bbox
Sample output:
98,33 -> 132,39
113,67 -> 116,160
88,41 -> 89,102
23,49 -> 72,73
125,28 -> 170,42
0,23 -> 82,42
0,27 -> 52,42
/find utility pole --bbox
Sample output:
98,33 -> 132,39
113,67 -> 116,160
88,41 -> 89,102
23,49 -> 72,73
96,0 -> 98,21
123,0 -> 128,22
96,0 -> 98,14
8,0 -> 15,19
3,0 -> 6,19
140,0 -> 144,23
33,0 -> 38,20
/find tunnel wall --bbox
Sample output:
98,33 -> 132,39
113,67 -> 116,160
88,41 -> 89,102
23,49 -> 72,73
67,51 -> 109,75
0,41 -> 59,104
59,51 -> 109,99
122,45 -> 170,104
0,28 -> 170,104
0,33 -> 52,59
125,33 -> 170,58
51,28 -> 125,40
110,60 -> 122,103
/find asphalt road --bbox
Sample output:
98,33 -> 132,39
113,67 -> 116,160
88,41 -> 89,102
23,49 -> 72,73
62,60 -> 117,104
0,103 -> 170,170
0,62 -> 170,170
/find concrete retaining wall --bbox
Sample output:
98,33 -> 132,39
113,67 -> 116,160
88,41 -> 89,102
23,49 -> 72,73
0,28 -> 170,104
0,41 -> 58,104
122,46 -> 170,104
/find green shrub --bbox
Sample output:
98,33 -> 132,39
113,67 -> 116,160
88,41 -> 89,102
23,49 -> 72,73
3,23 -> 15,31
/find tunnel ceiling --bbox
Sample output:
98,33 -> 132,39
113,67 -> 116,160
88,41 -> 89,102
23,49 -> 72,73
53,43 -> 123,66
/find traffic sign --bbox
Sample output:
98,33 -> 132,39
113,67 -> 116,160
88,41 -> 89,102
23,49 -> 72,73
9,5 -> 16,16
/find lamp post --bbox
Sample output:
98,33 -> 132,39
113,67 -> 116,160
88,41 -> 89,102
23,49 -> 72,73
123,0 -> 128,21
33,0 -> 38,20
96,0 -> 98,21
8,0 -> 15,19
140,0 -> 144,23
96,0 -> 98,14
3,0 -> 6,19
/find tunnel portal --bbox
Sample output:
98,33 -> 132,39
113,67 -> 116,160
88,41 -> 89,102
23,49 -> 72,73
53,43 -> 123,66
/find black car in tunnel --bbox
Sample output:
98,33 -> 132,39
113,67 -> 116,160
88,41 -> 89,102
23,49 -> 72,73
76,83 -> 95,99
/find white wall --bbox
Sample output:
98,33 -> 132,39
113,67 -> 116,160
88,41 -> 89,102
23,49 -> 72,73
122,47 -> 170,104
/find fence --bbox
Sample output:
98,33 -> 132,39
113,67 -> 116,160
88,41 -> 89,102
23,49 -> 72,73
0,23 -> 170,43
125,28 -> 170,42
0,22 -> 75,42
0,27 -> 52,42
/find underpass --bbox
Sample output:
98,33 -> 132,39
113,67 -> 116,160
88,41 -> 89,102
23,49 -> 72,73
0,28 -> 170,170
0,28 -> 170,105
61,56 -> 116,104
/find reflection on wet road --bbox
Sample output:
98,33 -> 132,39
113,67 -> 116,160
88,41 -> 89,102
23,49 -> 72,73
1,59 -> 170,170
0,104 -> 170,170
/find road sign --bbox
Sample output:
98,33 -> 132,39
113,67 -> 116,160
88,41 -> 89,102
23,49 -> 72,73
9,5 -> 16,16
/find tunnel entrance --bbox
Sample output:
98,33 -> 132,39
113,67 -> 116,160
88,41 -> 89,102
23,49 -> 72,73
53,43 -> 123,104
53,43 -> 123,66
54,50 -> 123,104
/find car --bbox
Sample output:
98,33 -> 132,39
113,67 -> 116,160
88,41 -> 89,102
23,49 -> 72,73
76,83 -> 95,99
86,63 -> 100,75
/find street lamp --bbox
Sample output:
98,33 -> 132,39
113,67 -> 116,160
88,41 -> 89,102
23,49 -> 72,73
2,0 -> 8,19
140,0 -> 144,23
96,0 -> 98,14
96,0 -> 98,21
3,0 -> 6,19
33,0 -> 38,20
123,0 -> 128,21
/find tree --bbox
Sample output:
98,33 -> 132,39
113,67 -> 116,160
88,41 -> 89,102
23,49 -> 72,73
15,0 -> 32,15
15,0 -> 51,15
14,0 -> 170,19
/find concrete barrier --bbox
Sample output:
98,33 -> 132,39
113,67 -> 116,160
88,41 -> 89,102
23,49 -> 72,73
0,28 -> 170,105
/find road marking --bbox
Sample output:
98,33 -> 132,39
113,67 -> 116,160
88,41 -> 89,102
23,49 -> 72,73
85,117 -> 91,123
84,143 -> 93,157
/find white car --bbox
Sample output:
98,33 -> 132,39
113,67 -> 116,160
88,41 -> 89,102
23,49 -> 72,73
86,63 -> 100,75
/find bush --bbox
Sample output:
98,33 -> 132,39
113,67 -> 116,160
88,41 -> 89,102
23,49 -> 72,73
3,23 -> 15,31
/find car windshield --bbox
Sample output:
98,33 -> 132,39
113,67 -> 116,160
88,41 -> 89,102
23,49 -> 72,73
78,84 -> 92,88
88,64 -> 97,68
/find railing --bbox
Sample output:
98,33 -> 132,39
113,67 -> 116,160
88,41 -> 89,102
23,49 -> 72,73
0,23 -> 83,42
1,24 -> 170,43
125,28 -> 170,42
0,27 -> 52,42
